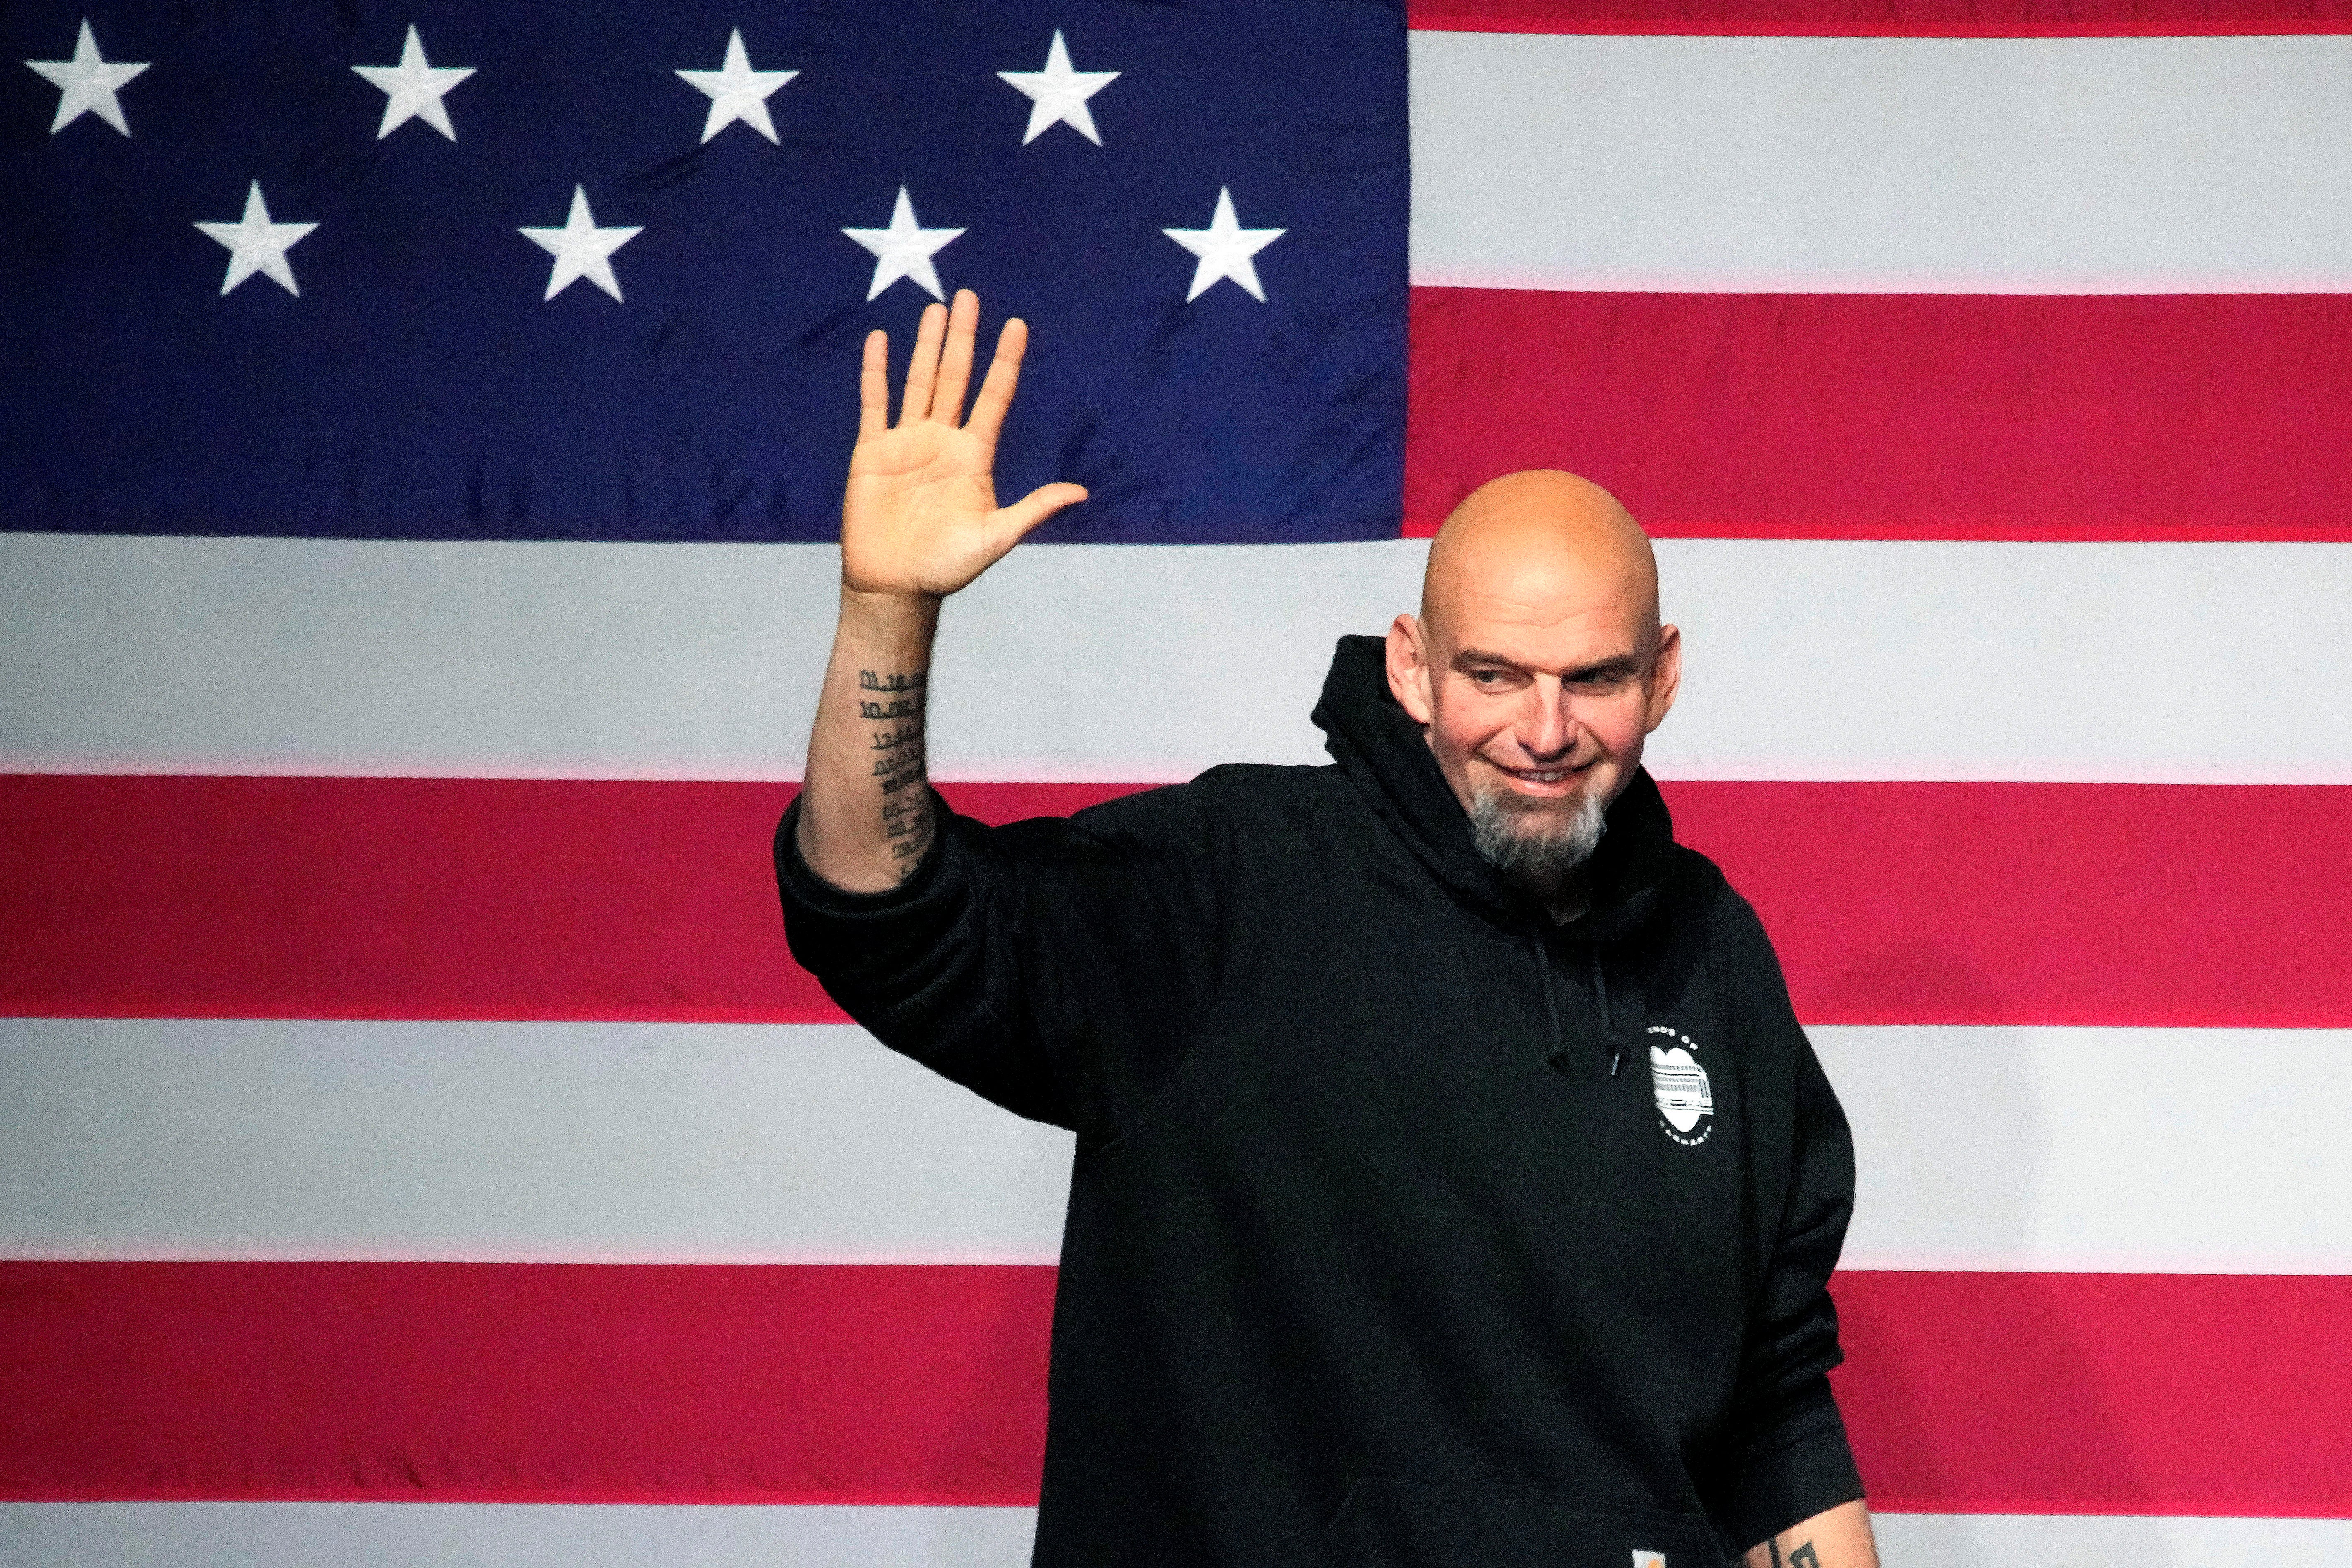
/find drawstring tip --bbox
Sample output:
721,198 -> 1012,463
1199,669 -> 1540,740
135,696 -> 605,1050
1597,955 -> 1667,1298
1609,1050 -> 1623,1077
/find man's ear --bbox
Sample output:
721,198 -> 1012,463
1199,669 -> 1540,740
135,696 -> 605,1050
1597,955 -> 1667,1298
1386,613 -> 1436,727
1644,623 -> 1683,734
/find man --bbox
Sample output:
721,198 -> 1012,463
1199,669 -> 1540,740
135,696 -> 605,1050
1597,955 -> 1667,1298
778,290 -> 1878,1568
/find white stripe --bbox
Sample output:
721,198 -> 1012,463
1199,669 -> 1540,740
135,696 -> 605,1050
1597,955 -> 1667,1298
0,1020 -> 1074,1265
1819,1027 -> 2352,1274
1656,539 -> 2351,784
7,1019 -> 2346,1273
1873,1513 -> 2352,1566
4,1505 -> 2348,1568
4,534 -> 2348,784
1410,33 -> 2352,293
0,1503 -> 1036,1568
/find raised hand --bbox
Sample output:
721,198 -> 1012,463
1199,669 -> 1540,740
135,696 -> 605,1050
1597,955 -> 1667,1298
842,288 -> 1087,600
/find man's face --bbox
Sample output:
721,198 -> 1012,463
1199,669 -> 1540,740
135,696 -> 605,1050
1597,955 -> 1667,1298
1386,561 -> 1681,868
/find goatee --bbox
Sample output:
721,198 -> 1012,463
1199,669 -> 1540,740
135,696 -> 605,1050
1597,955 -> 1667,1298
1467,783 -> 1607,888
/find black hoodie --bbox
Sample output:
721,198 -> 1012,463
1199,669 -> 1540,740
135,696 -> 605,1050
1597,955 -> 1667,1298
775,635 -> 1864,1567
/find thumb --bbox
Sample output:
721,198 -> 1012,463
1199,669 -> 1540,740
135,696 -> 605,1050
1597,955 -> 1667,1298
992,482 -> 1089,547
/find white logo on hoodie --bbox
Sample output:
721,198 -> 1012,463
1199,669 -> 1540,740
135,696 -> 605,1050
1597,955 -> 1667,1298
1648,1025 -> 1713,1146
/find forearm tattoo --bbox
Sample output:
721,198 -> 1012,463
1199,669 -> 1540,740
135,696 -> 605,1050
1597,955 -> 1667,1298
859,669 -> 931,880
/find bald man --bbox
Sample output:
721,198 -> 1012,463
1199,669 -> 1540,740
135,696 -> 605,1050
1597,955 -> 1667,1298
778,294 -> 1875,1568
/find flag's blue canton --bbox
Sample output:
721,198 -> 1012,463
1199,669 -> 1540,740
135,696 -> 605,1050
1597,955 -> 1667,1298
0,2 -> 1406,542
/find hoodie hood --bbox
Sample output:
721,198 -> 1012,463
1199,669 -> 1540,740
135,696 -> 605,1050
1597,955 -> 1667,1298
1310,633 -> 1678,944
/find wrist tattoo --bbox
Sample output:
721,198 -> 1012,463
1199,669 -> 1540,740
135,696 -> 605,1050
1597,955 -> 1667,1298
858,670 -> 932,881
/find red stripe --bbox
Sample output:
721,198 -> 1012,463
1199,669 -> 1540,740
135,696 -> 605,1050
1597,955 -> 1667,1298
5,776 -> 2347,1028
1408,0 -> 2352,34
1406,289 -> 2352,541
1670,780 -> 2352,1029
0,775 -> 1127,1026
1831,1272 -> 2352,1516
4,1262 -> 2347,1514
0,1261 -> 1052,1504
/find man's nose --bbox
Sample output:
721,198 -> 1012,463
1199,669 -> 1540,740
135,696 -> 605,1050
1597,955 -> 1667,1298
1517,681 -> 1576,762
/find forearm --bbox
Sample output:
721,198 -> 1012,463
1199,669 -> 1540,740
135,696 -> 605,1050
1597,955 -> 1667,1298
1743,1500 -> 1877,1568
796,586 -> 941,892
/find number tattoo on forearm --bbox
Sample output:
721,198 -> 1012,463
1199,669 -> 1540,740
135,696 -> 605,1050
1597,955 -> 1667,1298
859,670 -> 932,879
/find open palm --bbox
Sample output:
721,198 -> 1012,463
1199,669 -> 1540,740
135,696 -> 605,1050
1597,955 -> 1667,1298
843,289 -> 1086,598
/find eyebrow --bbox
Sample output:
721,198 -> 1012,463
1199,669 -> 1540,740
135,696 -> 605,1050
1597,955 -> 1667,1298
1451,648 -> 1643,682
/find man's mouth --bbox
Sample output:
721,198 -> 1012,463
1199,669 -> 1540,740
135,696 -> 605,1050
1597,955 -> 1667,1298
1490,760 -> 1590,792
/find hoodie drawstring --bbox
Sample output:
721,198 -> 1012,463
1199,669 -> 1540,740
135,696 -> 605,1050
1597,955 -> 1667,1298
1532,935 -> 1624,1078
1592,949 -> 1624,1077
1531,933 -> 1567,1072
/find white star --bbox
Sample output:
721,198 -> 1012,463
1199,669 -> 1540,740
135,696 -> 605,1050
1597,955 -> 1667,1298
193,182 -> 318,298
675,28 -> 795,145
352,25 -> 475,142
841,187 -> 964,303
1162,186 -> 1284,303
24,18 -> 149,137
996,30 -> 1118,146
518,186 -> 642,302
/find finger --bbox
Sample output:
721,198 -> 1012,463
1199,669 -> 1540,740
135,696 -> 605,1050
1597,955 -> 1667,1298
899,300 -> 947,426
929,289 -> 981,425
966,317 -> 1031,446
856,329 -> 888,441
990,482 -> 1089,552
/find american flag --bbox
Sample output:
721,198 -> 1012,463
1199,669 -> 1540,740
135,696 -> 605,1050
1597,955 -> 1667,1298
5,0 -> 2351,1563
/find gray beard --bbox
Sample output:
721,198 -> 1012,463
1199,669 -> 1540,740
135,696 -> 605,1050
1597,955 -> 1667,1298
1467,783 -> 1607,890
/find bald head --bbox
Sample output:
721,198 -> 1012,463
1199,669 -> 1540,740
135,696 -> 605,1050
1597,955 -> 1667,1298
1421,470 -> 1660,653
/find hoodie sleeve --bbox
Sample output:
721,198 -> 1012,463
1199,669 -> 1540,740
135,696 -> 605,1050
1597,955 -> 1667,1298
1699,896 -> 1868,1551
772,782 -> 1226,1141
